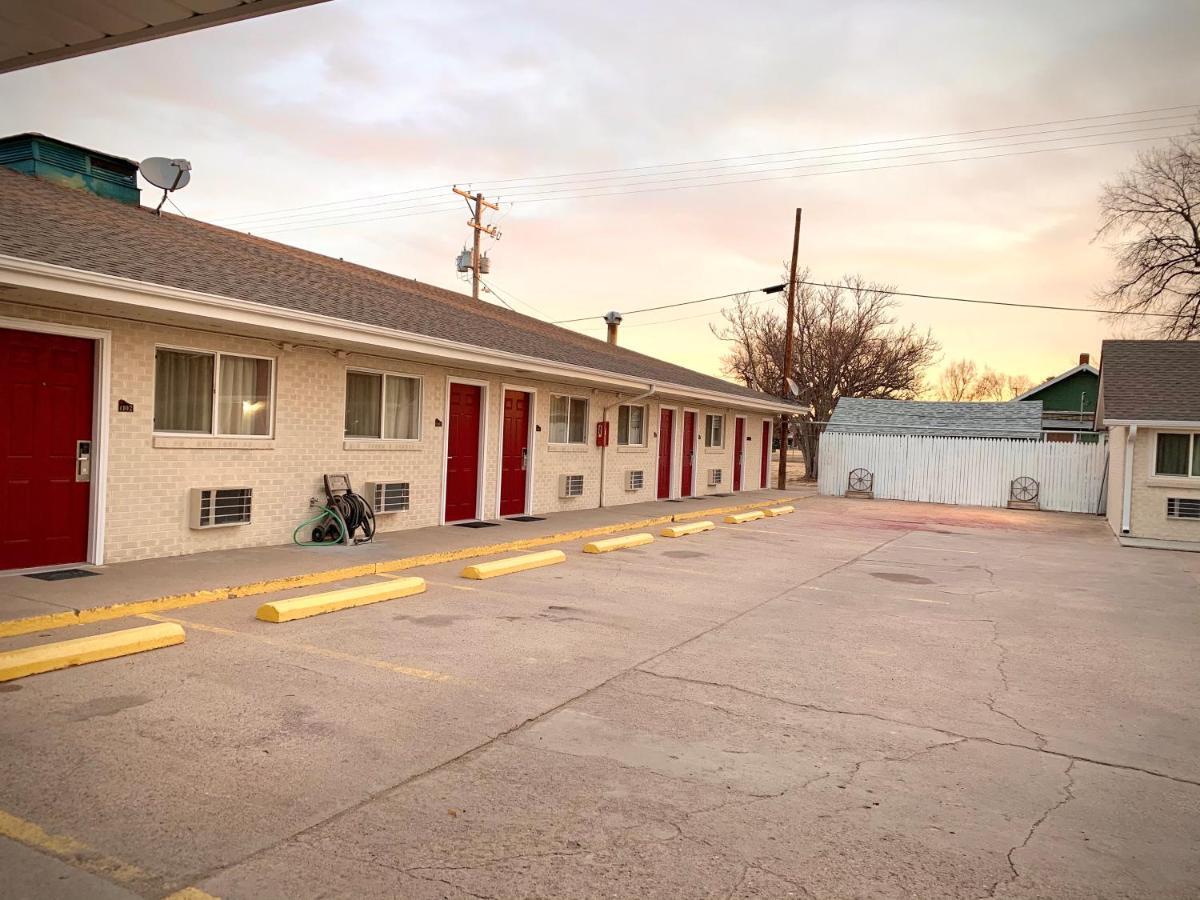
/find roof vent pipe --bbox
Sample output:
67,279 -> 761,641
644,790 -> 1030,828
604,311 -> 623,346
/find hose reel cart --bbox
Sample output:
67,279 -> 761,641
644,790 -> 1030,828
294,474 -> 376,546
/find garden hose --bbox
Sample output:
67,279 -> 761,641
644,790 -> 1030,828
292,503 -> 347,547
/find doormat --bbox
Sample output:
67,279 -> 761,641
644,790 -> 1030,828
506,516 -> 545,522
454,521 -> 501,528
709,493 -> 733,497
25,568 -> 99,581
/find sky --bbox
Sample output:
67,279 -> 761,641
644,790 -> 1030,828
1,0 -> 1197,389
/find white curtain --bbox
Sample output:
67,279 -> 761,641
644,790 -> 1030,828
345,371 -> 381,438
154,349 -> 213,433
383,375 -> 420,440
550,395 -> 569,443
218,355 -> 272,436
568,397 -> 587,444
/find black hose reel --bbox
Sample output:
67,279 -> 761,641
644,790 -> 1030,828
313,474 -> 376,545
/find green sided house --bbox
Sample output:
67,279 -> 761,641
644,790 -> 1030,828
1015,353 -> 1101,443
0,133 -> 798,573
1096,340 -> 1200,552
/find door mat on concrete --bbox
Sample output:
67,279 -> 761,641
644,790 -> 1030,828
25,568 -> 99,581
454,521 -> 501,528
506,516 -> 545,522
709,493 -> 733,498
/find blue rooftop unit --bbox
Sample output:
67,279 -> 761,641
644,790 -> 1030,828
0,132 -> 140,206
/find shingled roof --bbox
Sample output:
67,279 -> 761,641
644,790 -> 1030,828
827,397 -> 1044,439
0,165 -> 788,408
1097,340 -> 1200,424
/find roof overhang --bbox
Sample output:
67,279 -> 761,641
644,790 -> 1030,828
1103,419 -> 1200,429
0,253 -> 800,415
0,1 -> 331,75
1013,363 -> 1099,401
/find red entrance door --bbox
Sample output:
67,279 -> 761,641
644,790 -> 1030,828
733,417 -> 746,491
499,390 -> 530,517
0,328 -> 94,570
445,383 -> 482,522
656,408 -> 674,499
760,420 -> 771,488
679,411 -> 696,497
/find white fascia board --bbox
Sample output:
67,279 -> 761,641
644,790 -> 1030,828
0,254 -> 798,414
1103,419 -> 1200,429
1013,363 -> 1099,401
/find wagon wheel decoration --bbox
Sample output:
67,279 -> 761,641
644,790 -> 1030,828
1010,476 -> 1039,502
848,468 -> 874,492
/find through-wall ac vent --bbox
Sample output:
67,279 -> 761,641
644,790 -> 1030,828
560,474 -> 584,498
1167,497 -> 1200,520
366,481 -> 410,513
626,470 -> 645,491
707,468 -> 723,487
189,487 -> 252,529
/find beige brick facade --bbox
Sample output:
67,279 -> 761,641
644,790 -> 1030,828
1,301 -> 775,564
1105,425 -> 1200,545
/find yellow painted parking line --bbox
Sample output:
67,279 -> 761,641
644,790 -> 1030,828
583,533 -> 654,554
661,521 -> 715,538
140,614 -> 452,683
715,524 -> 801,538
0,623 -> 184,683
763,505 -> 795,517
460,550 -> 566,580
163,890 -> 221,900
724,511 -> 766,525
256,577 -> 426,623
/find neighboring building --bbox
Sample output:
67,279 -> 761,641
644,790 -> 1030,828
1015,353 -> 1101,442
0,134 -> 796,572
826,398 -> 1044,439
1096,340 -> 1200,551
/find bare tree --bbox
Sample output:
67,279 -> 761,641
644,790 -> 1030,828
936,359 -> 1034,401
1006,374 -> 1034,398
936,359 -> 979,400
1096,125 -> 1200,338
712,272 -> 938,480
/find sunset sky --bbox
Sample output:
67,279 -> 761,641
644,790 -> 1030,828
1,0 -> 1196,389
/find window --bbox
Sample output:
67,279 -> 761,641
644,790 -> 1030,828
617,404 -> 645,446
1155,432 -> 1200,478
705,414 -> 725,448
155,348 -> 273,436
550,394 -> 588,444
344,370 -> 421,440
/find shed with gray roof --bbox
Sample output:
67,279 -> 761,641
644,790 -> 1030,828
826,398 -> 1044,440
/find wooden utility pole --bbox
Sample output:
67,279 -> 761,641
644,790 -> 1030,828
777,207 -> 802,490
452,186 -> 500,300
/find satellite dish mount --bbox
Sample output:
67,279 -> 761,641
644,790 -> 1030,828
140,157 -> 192,216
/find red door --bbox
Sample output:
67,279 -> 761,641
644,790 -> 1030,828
499,390 -> 530,517
760,420 -> 771,488
1,328 -> 94,570
733,417 -> 746,491
680,411 -> 696,498
445,383 -> 482,522
656,408 -> 674,499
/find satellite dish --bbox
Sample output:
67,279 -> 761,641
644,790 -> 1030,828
786,377 -> 800,399
140,157 -> 192,215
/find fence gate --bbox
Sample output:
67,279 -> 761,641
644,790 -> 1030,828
817,433 -> 1107,514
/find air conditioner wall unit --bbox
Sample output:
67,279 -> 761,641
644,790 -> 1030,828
625,470 -> 644,491
707,469 -> 723,487
560,473 -> 584,498
366,481 -> 410,513
189,487 -> 253,529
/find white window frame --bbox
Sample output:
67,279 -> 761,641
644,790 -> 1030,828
1151,430 -> 1200,480
343,367 -> 423,442
704,413 -> 725,449
153,344 -> 276,439
549,393 -> 590,446
617,403 -> 647,447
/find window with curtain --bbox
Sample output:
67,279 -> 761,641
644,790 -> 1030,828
617,404 -> 645,446
344,370 -> 421,440
550,394 -> 588,444
154,348 -> 274,436
705,414 -> 725,448
1155,432 -> 1200,477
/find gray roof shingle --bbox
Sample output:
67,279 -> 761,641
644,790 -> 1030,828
1097,340 -> 1200,423
827,397 -> 1044,438
0,166 -> 790,408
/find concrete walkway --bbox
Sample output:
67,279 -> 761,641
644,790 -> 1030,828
0,488 -> 810,630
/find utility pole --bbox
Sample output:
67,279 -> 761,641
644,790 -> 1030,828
453,187 -> 500,300
777,207 -> 802,491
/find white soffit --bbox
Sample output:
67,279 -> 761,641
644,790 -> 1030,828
0,0 -> 331,74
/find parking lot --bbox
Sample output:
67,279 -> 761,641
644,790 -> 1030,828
2,496 -> 1199,899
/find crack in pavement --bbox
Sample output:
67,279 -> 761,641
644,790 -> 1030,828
632,670 -> 1200,789
979,759 -> 1077,900
983,618 -> 1049,750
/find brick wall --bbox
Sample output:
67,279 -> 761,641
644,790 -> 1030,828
1,301 -> 776,563
1127,427 -> 1200,543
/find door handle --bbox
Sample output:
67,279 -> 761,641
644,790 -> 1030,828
521,448 -> 528,470
76,440 -> 91,483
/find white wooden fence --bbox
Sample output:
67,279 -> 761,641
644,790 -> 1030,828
818,432 -> 1108,514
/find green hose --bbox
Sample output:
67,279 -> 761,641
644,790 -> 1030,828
293,504 -> 347,547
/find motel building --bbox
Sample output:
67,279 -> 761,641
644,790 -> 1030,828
0,134 -> 798,573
